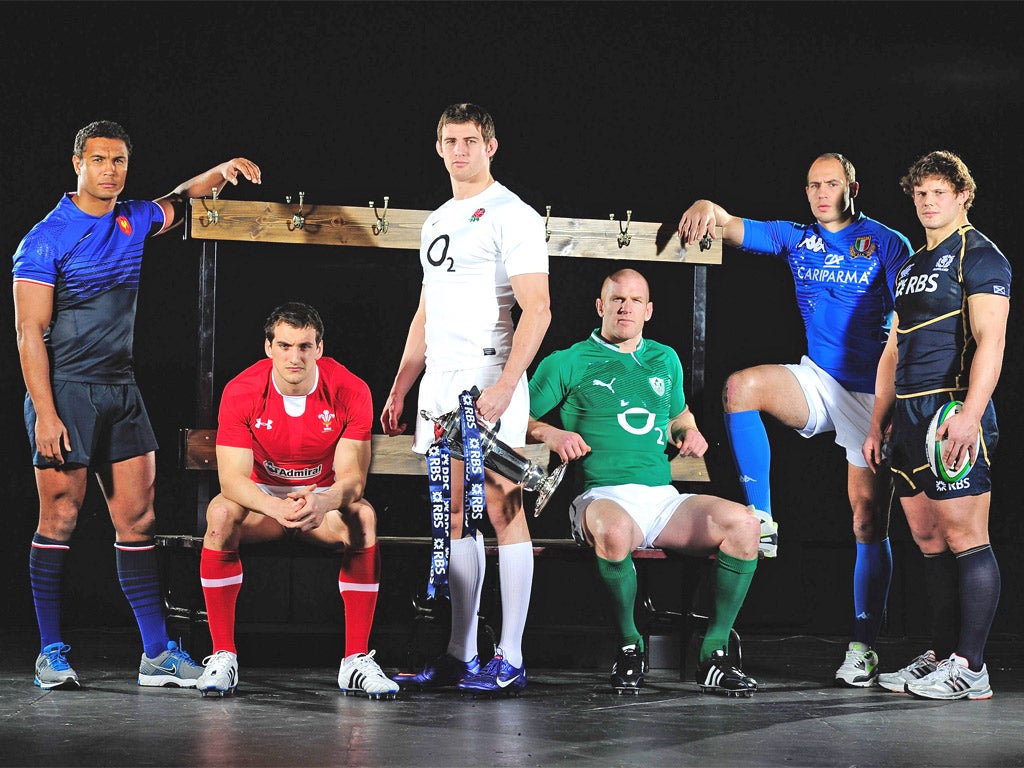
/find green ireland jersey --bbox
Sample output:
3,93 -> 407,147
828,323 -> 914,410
529,331 -> 686,490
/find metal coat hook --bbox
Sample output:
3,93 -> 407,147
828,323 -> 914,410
614,210 -> 632,248
370,196 -> 390,235
544,205 -> 552,242
202,187 -> 220,225
286,192 -> 306,230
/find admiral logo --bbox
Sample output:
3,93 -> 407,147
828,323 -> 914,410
318,409 -> 336,432
797,234 -> 827,253
263,460 -> 321,480
117,216 -> 132,235
849,236 -> 876,259
934,254 -> 955,272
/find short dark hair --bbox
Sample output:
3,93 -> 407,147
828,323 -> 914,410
812,152 -> 856,185
74,121 -> 132,158
436,103 -> 496,144
900,150 -> 977,211
264,302 -> 324,344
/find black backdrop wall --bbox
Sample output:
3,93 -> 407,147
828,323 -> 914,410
1,1 -> 1021,645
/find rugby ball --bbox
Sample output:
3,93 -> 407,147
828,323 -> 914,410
925,401 -> 978,483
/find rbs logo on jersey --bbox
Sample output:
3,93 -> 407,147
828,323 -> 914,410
896,273 -> 939,298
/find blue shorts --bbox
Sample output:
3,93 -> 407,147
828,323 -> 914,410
24,380 -> 159,469
888,393 -> 998,500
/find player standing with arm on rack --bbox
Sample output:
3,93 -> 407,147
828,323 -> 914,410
13,120 -> 260,690
677,153 -> 912,686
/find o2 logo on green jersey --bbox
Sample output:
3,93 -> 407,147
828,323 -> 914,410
617,407 -> 664,444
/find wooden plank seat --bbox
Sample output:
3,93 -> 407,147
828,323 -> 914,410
158,428 -> 722,675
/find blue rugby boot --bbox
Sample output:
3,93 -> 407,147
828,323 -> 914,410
395,652 -> 480,690
457,648 -> 527,695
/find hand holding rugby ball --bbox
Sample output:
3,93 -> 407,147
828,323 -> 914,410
925,401 -> 979,483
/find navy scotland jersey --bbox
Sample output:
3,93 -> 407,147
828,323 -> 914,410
12,194 -> 165,384
893,225 -> 1011,397
742,212 -> 912,392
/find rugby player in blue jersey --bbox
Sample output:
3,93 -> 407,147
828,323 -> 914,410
863,151 -> 1009,700
678,153 -> 913,686
13,120 -> 260,690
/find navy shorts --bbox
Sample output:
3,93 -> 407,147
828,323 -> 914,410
24,380 -> 159,469
888,393 -> 998,500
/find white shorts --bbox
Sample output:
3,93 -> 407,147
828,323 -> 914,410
783,355 -> 874,468
569,484 -> 694,550
413,364 -> 529,454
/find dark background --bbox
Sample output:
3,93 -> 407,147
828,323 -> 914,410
1,1 -> 1020,654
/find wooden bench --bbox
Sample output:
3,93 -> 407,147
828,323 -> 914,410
159,428 -> 720,674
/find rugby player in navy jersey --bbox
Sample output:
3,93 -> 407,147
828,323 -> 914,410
13,120 -> 260,690
678,154 -> 913,686
863,151 -> 1009,700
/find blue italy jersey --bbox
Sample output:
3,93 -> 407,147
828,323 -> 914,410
742,212 -> 912,392
893,225 -> 1011,397
12,194 -> 164,383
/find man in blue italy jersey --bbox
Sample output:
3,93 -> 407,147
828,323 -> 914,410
677,153 -> 913,686
13,120 -> 261,690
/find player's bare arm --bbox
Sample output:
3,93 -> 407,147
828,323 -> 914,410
476,272 -> 551,426
527,418 -> 591,462
668,407 -> 708,457
215,443 -> 304,526
155,157 -> 262,232
381,290 -> 428,436
862,315 -> 900,472
942,293 -> 1009,468
677,200 -> 745,248
13,281 -> 69,464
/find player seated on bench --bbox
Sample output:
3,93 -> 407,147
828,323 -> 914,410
527,269 -> 761,696
195,302 -> 398,699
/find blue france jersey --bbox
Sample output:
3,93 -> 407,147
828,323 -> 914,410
742,213 -> 912,392
12,194 -> 165,383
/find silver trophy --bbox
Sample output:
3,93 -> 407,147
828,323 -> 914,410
421,406 -> 567,516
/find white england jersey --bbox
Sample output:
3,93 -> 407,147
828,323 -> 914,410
420,181 -> 548,372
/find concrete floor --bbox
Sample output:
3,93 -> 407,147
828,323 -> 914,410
1,629 -> 1022,767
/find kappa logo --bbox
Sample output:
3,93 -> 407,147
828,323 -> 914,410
592,377 -> 616,393
849,236 -> 876,259
254,418 -> 273,430
797,233 -> 827,253
318,409 -> 336,432
649,376 -> 665,397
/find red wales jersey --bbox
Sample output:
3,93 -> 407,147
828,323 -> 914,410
216,357 -> 373,488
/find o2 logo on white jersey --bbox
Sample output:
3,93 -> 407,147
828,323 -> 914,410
426,235 -> 455,272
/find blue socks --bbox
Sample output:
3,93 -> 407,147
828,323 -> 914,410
853,539 -> 892,646
724,410 -> 772,515
30,533 -> 69,649
116,541 -> 169,658
956,544 -> 1001,670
